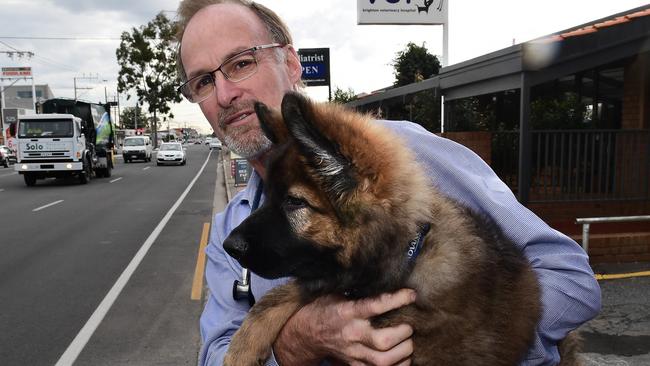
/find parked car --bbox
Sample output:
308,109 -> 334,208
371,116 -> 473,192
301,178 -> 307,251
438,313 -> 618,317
209,139 -> 222,150
0,145 -> 17,167
156,142 -> 186,166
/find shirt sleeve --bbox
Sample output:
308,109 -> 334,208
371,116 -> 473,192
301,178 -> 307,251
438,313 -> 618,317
383,120 -> 602,366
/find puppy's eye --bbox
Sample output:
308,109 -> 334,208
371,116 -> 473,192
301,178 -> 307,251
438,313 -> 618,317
284,195 -> 307,210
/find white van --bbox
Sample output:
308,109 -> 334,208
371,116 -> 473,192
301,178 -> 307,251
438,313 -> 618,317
122,135 -> 152,163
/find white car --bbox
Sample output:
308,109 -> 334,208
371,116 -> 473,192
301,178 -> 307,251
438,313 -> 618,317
209,139 -> 222,150
156,142 -> 186,166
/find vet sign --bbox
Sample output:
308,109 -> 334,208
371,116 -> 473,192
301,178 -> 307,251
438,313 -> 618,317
357,0 -> 448,25
298,48 -> 330,87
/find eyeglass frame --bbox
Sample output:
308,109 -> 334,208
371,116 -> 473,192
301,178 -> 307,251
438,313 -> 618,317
178,43 -> 286,103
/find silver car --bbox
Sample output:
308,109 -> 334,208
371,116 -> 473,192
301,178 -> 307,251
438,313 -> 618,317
156,142 -> 187,166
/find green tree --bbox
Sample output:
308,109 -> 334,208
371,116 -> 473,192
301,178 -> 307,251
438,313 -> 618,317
119,106 -> 149,130
392,42 -> 441,87
332,87 -> 357,104
116,12 -> 181,147
386,43 -> 441,132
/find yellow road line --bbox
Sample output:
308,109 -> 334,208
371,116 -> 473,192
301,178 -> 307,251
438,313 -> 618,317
191,222 -> 211,300
595,270 -> 650,281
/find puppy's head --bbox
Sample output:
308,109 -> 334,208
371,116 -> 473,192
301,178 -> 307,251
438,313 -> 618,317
224,92 -> 432,293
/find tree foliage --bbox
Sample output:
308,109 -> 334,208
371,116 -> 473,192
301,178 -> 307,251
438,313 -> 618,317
116,12 -> 181,143
380,42 -> 441,132
392,42 -> 441,87
332,87 -> 357,104
119,106 -> 149,130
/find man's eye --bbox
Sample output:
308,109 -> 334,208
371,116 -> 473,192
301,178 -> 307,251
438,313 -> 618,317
231,57 -> 255,71
195,75 -> 213,89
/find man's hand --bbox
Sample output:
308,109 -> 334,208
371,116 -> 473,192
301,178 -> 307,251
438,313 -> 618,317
273,288 -> 416,366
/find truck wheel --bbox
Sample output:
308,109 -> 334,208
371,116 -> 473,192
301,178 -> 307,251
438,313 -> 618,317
79,158 -> 92,184
24,174 -> 37,186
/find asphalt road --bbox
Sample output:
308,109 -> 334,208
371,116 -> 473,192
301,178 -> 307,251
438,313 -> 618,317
0,144 -> 227,366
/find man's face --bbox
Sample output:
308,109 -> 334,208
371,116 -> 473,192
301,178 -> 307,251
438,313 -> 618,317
181,4 -> 301,158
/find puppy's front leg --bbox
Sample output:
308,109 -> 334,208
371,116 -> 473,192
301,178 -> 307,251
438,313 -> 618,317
224,282 -> 303,366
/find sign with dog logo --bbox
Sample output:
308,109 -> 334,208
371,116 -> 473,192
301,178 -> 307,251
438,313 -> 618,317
357,0 -> 448,25
298,48 -> 330,87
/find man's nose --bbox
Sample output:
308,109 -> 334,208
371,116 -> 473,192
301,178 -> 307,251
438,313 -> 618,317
213,71 -> 242,108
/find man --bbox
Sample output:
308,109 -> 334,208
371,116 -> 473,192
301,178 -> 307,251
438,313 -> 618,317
176,1 -> 601,365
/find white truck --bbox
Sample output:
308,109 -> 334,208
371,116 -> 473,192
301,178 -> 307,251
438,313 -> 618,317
14,99 -> 115,186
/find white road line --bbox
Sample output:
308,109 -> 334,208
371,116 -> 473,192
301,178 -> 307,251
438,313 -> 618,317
33,200 -> 64,212
109,177 -> 123,183
0,189 -> 5,192
143,167 -> 150,171
55,151 -> 213,366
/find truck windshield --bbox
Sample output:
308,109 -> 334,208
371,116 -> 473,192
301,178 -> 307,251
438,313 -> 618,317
124,138 -> 145,146
18,119 -> 73,138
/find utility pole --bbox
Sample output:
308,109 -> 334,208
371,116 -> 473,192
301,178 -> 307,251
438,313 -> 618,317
73,74 -> 97,100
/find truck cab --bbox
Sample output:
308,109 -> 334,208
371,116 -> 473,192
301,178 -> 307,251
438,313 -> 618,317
15,113 -> 92,185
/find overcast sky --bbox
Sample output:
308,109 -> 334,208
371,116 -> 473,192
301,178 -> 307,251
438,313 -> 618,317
1,0 -> 648,133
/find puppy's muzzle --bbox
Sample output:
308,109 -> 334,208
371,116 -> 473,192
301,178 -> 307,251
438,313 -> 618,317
224,235 -> 248,261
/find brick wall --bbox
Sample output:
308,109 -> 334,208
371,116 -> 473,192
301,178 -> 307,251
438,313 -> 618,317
571,232 -> 650,264
439,131 -> 492,164
622,52 -> 650,129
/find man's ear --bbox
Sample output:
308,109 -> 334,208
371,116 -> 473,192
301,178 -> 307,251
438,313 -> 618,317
284,45 -> 302,86
254,101 -> 288,144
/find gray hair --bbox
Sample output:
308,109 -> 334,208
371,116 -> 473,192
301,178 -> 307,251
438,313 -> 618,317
175,0 -> 294,82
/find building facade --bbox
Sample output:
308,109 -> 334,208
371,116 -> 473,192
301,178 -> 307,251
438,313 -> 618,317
348,6 -> 650,262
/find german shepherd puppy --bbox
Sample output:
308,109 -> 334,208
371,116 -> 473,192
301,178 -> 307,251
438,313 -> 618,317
222,92 -> 577,365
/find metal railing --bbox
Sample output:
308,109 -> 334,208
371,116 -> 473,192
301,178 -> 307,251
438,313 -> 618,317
492,129 -> 650,202
575,215 -> 650,252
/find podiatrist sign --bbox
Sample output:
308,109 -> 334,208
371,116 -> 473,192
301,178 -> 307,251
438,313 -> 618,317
357,0 -> 448,25
298,48 -> 330,87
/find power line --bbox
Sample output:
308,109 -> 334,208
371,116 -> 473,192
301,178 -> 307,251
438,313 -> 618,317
1,40 -> 82,73
0,36 -> 120,41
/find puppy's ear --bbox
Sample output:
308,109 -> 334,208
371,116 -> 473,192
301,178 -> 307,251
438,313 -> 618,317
255,101 -> 288,144
281,92 -> 356,197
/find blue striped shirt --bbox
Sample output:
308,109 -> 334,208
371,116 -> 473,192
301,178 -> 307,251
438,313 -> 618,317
198,120 -> 601,366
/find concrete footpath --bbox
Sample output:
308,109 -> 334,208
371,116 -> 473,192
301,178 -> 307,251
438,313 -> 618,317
219,149 -> 650,365
580,262 -> 650,366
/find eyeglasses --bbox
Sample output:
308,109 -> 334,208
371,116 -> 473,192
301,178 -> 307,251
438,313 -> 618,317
179,43 -> 285,103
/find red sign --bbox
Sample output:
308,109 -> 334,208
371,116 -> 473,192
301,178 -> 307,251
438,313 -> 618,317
1,67 -> 32,77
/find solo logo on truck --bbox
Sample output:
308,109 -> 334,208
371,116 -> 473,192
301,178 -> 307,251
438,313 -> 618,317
25,143 -> 45,151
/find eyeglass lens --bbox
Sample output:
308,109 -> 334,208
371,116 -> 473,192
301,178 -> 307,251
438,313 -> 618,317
184,51 -> 259,102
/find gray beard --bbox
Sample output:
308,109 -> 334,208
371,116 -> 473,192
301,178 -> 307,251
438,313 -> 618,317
222,126 -> 272,159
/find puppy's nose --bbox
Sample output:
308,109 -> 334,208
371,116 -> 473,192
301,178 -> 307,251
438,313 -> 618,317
223,235 -> 248,260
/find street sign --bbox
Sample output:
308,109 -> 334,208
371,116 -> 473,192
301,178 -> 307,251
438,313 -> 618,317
2,67 -> 32,78
298,48 -> 330,87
